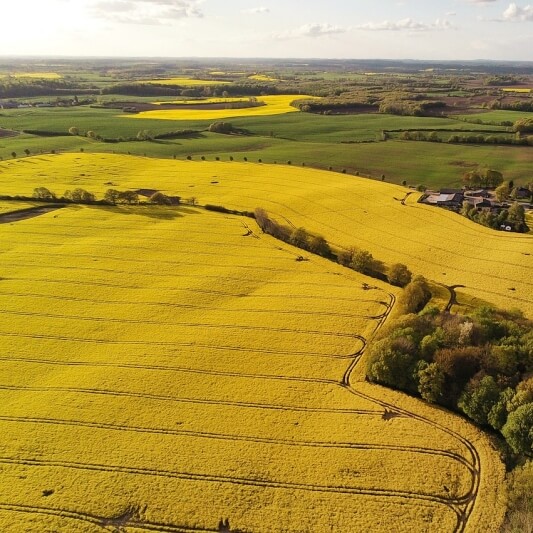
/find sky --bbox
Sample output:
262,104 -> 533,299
1,0 -> 532,61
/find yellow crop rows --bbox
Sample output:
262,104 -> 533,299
0,200 -> 38,214
249,74 -> 280,82
124,95 -> 315,120
144,77 -> 231,86
2,153 -> 531,317
0,72 -> 62,79
0,199 -> 505,531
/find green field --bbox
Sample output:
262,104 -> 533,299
1,106 -> 530,188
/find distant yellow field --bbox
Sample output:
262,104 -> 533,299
152,97 -> 250,105
0,203 -> 504,531
502,88 -> 532,93
144,77 -> 230,86
2,153 -> 531,317
249,74 -> 280,82
0,72 -> 62,79
125,94 -> 316,120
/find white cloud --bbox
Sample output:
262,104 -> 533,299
356,18 -> 455,32
274,23 -> 347,39
467,0 -> 498,4
502,2 -> 533,20
90,0 -> 203,24
243,6 -> 269,14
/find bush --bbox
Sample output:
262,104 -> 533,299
208,122 -> 234,134
32,187 -> 56,200
388,263 -> 412,287
350,250 -> 374,274
150,192 -> 171,205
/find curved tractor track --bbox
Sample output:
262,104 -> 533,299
0,210 -> 486,532
340,288 -> 481,533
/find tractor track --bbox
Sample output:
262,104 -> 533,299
0,290 -> 388,320
338,288 -> 481,533
0,331 -> 364,360
0,415 -> 474,472
0,456 -> 469,520
0,384 -> 381,416
0,503 -> 216,532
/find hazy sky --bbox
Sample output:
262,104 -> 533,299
1,0 -> 532,60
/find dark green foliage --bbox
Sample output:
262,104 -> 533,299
32,187 -> 56,200
367,306 -> 533,457
388,263 -> 412,287
502,404 -> 533,454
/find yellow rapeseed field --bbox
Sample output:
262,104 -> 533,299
249,74 -> 280,82
144,77 -> 231,86
501,88 -> 532,93
0,200 -> 38,214
125,95 -> 316,120
152,97 -> 250,105
2,153 -> 531,317
0,72 -> 62,79
0,200 -> 505,531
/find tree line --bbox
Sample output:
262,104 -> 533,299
28,187 -> 178,206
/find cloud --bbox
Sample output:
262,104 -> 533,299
90,0 -> 203,24
243,6 -> 269,14
467,0 -> 498,4
502,2 -> 533,20
274,23 -> 347,39
356,18 -> 455,32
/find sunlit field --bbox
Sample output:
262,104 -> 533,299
2,153 -> 531,317
249,74 -> 280,82
0,72 -> 62,79
144,77 -> 231,86
0,204 -> 504,532
124,95 -> 316,120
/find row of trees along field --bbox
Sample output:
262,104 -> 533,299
254,208 -> 414,287
29,187 -> 178,205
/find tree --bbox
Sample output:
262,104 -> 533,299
104,189 -> 121,205
508,202 -> 527,231
398,275 -> 431,314
388,263 -> 412,287
150,192 -> 171,205
86,130 -> 97,139
495,181 -> 511,202
337,247 -> 355,267
417,362 -> 446,404
68,126 -> 79,136
32,187 -> 56,200
367,339 -> 418,393
290,227 -> 309,250
208,122 -> 234,134
308,235 -> 330,257
11,152 -> 16,158
463,168 -> 504,188
136,130 -> 154,141
118,191 -> 139,205
350,250 -> 374,274
64,188 -> 95,203
24,149 -> 30,156
458,375 -> 501,425
502,403 -> 533,454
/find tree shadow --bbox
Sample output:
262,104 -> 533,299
83,204 -> 204,220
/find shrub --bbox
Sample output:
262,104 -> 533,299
32,187 -> 56,200
388,263 -> 412,287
